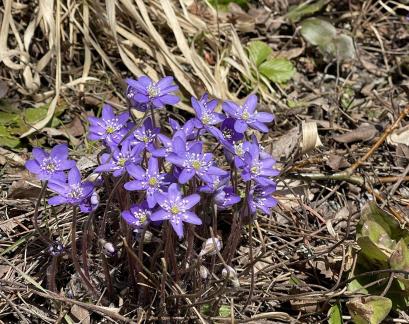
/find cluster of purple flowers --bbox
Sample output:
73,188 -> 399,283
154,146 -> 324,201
26,75 -> 278,239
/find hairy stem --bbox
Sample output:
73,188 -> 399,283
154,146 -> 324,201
71,206 -> 98,298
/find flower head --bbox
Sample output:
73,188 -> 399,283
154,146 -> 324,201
150,183 -> 201,238
88,104 -> 129,146
248,185 -> 277,215
126,76 -> 180,110
25,144 -> 76,181
47,166 -> 95,212
95,140 -> 144,177
166,137 -> 227,184
122,201 -> 151,228
222,94 -> 274,133
191,95 -> 224,137
124,157 -> 169,208
241,140 -> 279,186
214,186 -> 241,209
132,117 -> 160,152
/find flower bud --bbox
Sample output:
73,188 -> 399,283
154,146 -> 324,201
199,265 -> 209,279
199,236 -> 222,257
222,265 -> 240,287
48,241 -> 64,256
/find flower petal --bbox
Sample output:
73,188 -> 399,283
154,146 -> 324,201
150,209 -> 170,221
102,104 -> 115,120
183,194 -> 200,209
178,168 -> 195,184
126,164 -> 145,179
234,119 -> 248,133
148,157 -> 159,174
68,167 -> 81,186
183,211 -> 202,225
255,112 -> 274,123
222,101 -> 240,118
50,144 -> 69,160
168,183 -> 181,201
124,180 -> 145,191
244,94 -> 258,113
32,147 -> 47,163
171,220 -> 184,239
48,195 -> 67,206
25,160 -> 41,174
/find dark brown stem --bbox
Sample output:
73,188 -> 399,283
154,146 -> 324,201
81,211 -> 94,280
33,181 -> 53,245
71,206 -> 98,298
46,256 -> 58,292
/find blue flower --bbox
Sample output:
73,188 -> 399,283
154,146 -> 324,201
150,183 -> 201,238
121,201 -> 151,228
248,185 -> 277,215
47,166 -> 95,213
25,144 -> 76,181
124,157 -> 169,208
88,104 -> 129,146
126,75 -> 180,110
222,94 -> 274,133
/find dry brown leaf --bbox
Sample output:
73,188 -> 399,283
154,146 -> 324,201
333,124 -> 378,143
71,305 -> 90,324
326,154 -> 350,171
271,127 -> 300,159
64,116 -> 85,138
388,124 -> 409,146
302,121 -> 322,153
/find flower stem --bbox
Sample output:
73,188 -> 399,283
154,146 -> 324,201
32,181 -> 53,245
71,206 -> 98,298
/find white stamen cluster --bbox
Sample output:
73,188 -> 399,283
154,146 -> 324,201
147,83 -> 159,98
68,184 -> 84,199
233,142 -> 245,157
131,208 -> 150,226
105,118 -> 122,134
183,153 -> 210,175
250,162 -> 261,176
201,112 -> 214,125
41,157 -> 60,174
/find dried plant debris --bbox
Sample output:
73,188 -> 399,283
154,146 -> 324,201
1,0 -> 409,322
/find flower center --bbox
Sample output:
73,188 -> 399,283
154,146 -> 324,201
143,136 -> 149,143
41,157 -> 59,174
251,165 -> 260,175
192,160 -> 202,170
106,126 -> 115,134
117,157 -> 127,167
170,206 -> 180,214
234,143 -> 244,156
149,177 -> 158,186
147,84 -> 159,98
68,184 -> 83,199
242,111 -> 250,120
202,114 -> 211,125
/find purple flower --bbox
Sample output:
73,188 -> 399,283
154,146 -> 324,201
126,75 -> 180,110
241,140 -> 279,186
222,140 -> 250,169
168,117 -> 197,140
166,137 -> 228,184
150,183 -> 201,238
248,185 -> 277,215
220,118 -> 244,143
80,191 -> 100,213
131,117 -> 160,152
47,166 -> 95,213
214,186 -> 241,209
199,174 -> 229,193
222,94 -> 274,133
95,141 -> 144,177
121,201 -> 151,228
25,144 -> 76,181
124,157 -> 168,208
88,104 -> 129,146
191,95 -> 224,137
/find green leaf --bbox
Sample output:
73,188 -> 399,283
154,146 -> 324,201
218,305 -> 231,317
390,239 -> 409,271
287,0 -> 328,23
0,111 -> 20,126
247,41 -> 272,66
360,220 -> 395,251
328,303 -> 343,324
0,125 -> 20,148
209,0 -> 248,10
23,105 -> 49,125
358,203 -> 409,243
259,58 -> 295,83
357,236 -> 390,267
300,17 -> 336,48
347,296 -> 392,324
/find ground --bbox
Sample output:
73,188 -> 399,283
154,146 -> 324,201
0,0 -> 409,323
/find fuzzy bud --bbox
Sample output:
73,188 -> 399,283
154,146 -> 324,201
222,265 -> 239,287
199,236 -> 222,257
199,265 -> 210,279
